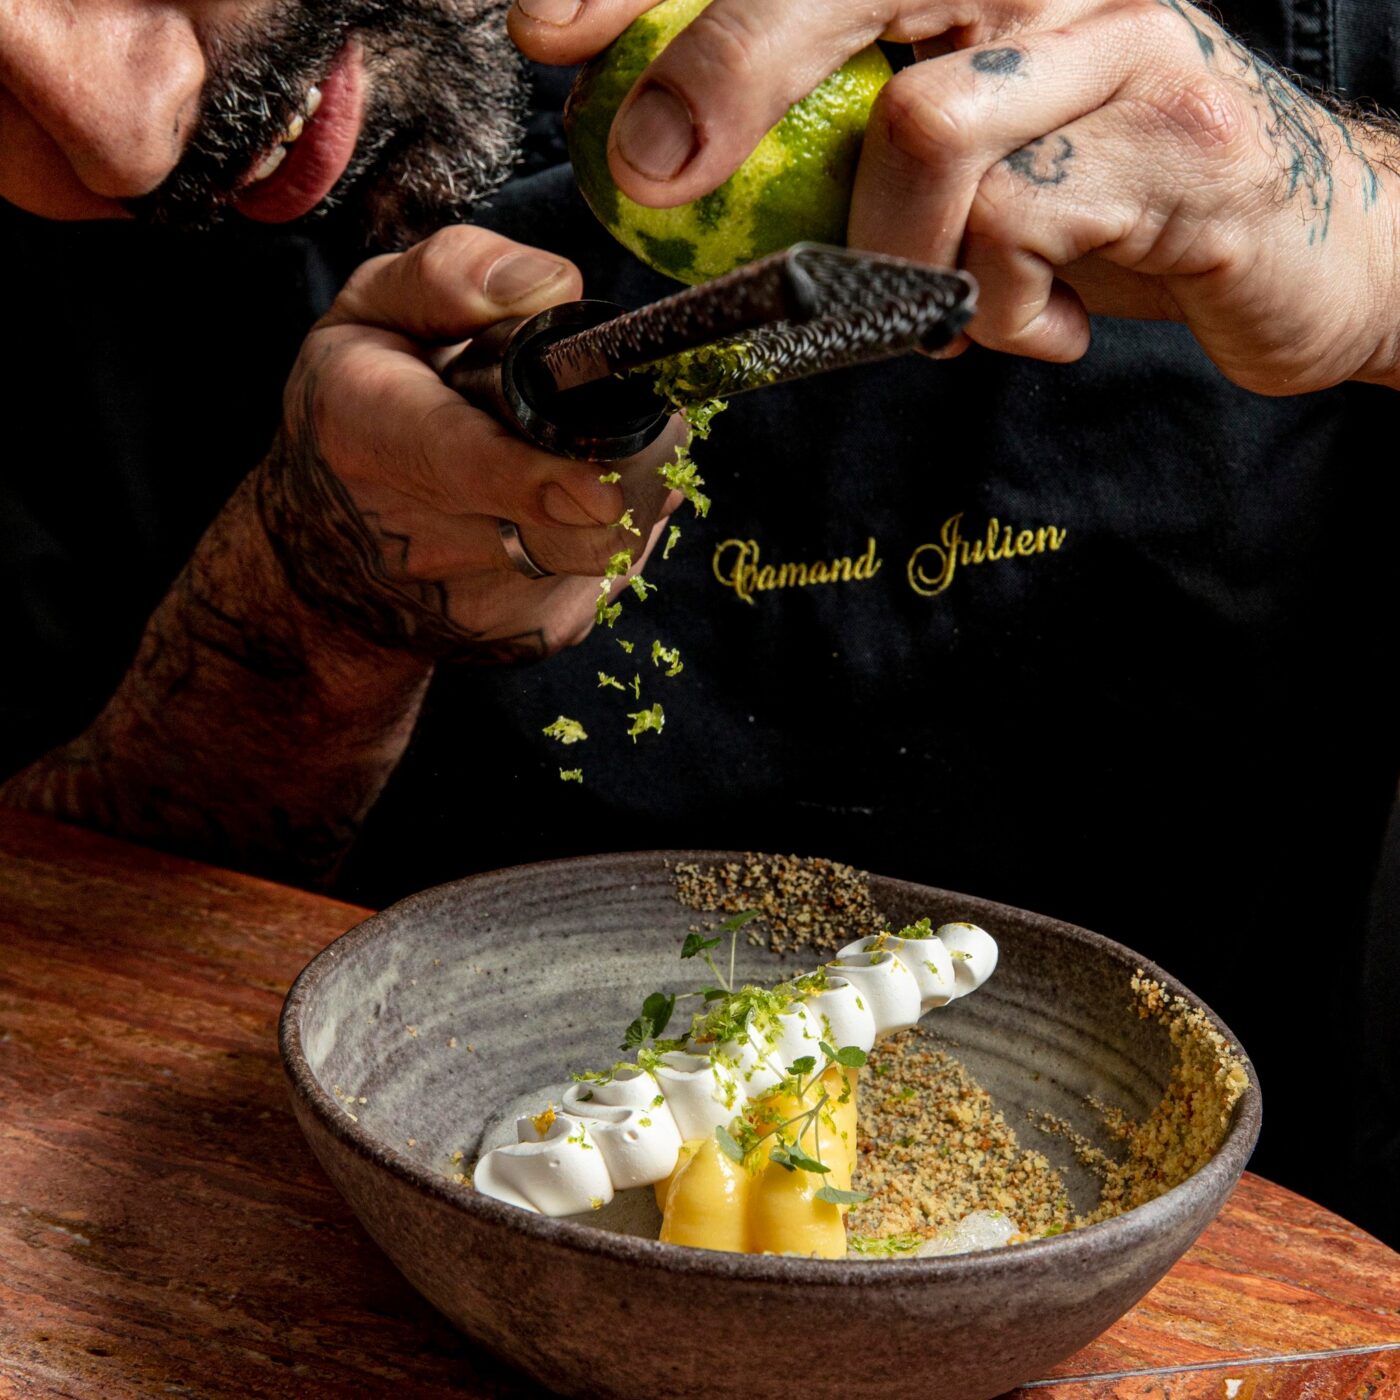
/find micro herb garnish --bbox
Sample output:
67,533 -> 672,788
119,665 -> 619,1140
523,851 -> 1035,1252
896,917 -> 936,939
559,768 -> 583,783
663,525 -> 682,560
597,470 -> 622,484
651,641 -> 683,677
543,716 -> 587,745
710,1034 -> 872,1205
597,672 -> 626,692
626,703 -> 664,741
619,990 -> 677,1052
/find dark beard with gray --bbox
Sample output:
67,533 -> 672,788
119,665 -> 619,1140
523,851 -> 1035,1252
122,0 -> 527,249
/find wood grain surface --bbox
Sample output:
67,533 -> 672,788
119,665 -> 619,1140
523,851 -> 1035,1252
0,809 -> 1396,1400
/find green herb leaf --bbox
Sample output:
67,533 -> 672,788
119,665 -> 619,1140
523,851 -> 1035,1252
614,508 -> 641,537
719,910 -> 761,933
714,1125 -> 746,1162
597,672 -> 626,692
815,1185 -> 872,1205
818,1041 -> 837,1062
788,1056 -> 817,1076
784,1145 -> 830,1174
642,992 -> 676,1039
834,1045 -> 868,1068
768,1144 -> 795,1172
682,933 -> 722,960
620,1016 -> 653,1052
616,638 -> 635,654
662,524 -> 682,560
702,987 -> 728,1002
629,574 -> 656,601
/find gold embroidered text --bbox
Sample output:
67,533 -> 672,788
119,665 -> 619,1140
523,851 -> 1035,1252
713,537 -> 883,605
907,513 -> 1067,598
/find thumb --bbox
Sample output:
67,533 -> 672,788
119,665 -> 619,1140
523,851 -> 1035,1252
324,225 -> 583,343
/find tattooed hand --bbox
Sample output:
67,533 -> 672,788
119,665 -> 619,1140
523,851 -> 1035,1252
514,0 -> 1400,395
0,225 -> 682,885
259,223 -> 684,662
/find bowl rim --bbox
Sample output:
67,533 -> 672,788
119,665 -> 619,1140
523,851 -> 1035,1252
279,848 -> 1261,1286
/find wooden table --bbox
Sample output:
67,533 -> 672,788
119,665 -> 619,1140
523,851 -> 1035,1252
1,809 -> 1396,1399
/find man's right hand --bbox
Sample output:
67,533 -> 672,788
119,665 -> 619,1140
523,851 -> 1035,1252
257,224 -> 684,663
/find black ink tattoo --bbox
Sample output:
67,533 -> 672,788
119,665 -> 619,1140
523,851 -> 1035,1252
0,472 -> 431,888
1156,0 -> 1382,243
1004,135 -> 1075,185
256,372 -> 545,663
971,47 -> 1024,77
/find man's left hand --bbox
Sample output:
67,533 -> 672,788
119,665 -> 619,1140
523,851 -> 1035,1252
513,0 -> 1400,395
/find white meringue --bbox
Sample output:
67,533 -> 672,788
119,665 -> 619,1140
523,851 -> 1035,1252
936,922 -> 999,999
473,1113 -> 614,1216
653,1051 -> 745,1140
825,950 -> 922,1038
838,934 -> 956,1011
562,1068 -> 682,1190
799,976 -> 877,1053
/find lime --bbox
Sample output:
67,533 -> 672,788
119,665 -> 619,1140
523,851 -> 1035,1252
565,0 -> 892,285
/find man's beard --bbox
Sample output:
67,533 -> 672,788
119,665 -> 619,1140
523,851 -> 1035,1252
123,0 -> 527,249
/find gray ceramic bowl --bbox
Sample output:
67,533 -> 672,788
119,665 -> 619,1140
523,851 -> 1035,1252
279,852 -> 1259,1400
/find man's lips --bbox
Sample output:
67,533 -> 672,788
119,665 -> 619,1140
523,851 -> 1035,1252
234,41 -> 366,224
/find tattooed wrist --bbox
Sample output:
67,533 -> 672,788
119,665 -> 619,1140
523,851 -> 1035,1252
256,378 -> 485,657
1158,0 -> 1385,242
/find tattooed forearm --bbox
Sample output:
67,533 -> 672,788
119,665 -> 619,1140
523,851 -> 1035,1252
1157,0 -> 1385,242
0,473 -> 432,888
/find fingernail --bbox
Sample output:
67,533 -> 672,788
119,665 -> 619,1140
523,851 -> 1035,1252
515,0 -> 582,23
543,482 -> 611,526
484,251 -> 568,305
616,85 -> 695,181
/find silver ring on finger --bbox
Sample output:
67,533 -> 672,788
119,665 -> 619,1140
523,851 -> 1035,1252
497,518 -> 553,580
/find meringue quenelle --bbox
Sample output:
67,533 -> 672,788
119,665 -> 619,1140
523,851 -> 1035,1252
471,917 -> 999,1257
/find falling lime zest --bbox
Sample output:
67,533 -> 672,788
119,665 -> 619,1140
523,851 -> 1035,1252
651,641 -> 683,677
543,716 -> 587,745
626,703 -> 665,741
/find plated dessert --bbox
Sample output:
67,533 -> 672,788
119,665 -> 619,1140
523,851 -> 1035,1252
472,917 -> 1000,1257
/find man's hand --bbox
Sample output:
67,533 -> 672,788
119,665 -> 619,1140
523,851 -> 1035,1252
260,222 -> 683,663
1,223 -> 684,885
513,0 -> 1400,395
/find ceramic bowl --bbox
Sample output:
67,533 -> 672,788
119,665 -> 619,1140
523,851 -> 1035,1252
279,851 -> 1260,1400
